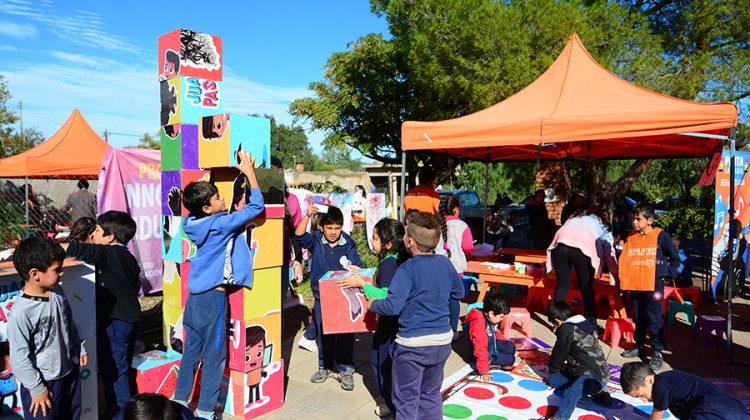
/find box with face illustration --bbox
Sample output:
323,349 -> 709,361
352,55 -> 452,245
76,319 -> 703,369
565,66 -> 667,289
319,268 -> 377,334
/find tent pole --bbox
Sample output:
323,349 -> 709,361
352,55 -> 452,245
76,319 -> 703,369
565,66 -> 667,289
400,151 -> 407,221
727,128 -> 736,362
483,162 -> 489,244
24,176 -> 29,229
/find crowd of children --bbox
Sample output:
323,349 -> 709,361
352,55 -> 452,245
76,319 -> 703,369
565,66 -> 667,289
6,165 -> 750,420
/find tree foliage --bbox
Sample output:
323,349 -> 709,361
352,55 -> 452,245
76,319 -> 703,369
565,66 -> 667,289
292,0 -> 749,213
0,75 -> 45,158
134,132 -> 160,150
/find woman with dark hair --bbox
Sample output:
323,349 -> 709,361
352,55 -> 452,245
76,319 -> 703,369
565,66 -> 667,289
525,189 -> 552,250
546,208 -> 618,328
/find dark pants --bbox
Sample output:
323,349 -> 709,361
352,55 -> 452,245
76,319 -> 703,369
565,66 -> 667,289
548,371 -> 605,420
449,299 -> 460,332
552,244 -> 597,326
20,366 -> 80,420
313,298 -> 354,371
391,343 -> 451,420
99,319 -> 138,416
173,289 -> 228,412
632,278 -> 665,353
491,339 -> 516,366
371,316 -> 398,413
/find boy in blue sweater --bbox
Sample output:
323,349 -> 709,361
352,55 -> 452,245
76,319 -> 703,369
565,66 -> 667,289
294,204 -> 362,391
368,211 -> 464,420
173,151 -> 264,419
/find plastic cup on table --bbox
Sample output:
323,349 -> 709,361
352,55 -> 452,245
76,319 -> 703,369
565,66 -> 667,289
515,263 -> 526,275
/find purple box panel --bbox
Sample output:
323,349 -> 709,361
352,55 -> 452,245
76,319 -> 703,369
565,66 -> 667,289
181,124 -> 199,170
161,171 -> 182,216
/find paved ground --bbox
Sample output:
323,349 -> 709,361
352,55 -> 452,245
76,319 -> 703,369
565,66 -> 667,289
248,289 -> 750,420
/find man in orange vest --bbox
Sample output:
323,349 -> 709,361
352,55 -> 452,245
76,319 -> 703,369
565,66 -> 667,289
618,203 -> 679,371
404,167 -> 440,214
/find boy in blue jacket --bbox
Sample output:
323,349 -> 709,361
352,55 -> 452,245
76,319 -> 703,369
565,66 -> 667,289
368,211 -> 464,420
173,151 -> 263,419
294,204 -> 362,391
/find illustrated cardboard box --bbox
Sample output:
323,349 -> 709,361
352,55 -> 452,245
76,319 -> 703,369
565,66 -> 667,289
158,28 -> 223,81
161,216 -> 184,262
163,301 -> 186,354
222,360 -> 284,419
227,311 -> 281,372
248,205 -> 285,270
160,77 -> 223,127
228,267 -> 281,321
160,169 -> 211,216
319,268 -> 377,334
132,350 -> 183,397
161,125 -> 202,171
162,260 -> 183,308
199,114 -> 270,169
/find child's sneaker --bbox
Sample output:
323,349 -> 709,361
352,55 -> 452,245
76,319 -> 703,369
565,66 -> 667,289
338,367 -> 355,391
374,403 -> 392,417
310,367 -> 332,383
194,408 -> 220,419
620,347 -> 643,359
298,336 -> 318,353
649,352 -> 664,371
592,390 -> 613,406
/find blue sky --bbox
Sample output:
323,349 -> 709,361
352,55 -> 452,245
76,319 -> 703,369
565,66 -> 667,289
0,0 -> 389,152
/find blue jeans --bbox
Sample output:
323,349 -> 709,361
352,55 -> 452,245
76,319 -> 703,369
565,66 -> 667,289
174,289 -> 227,412
20,366 -> 80,420
548,372 -> 605,420
99,320 -> 138,416
312,298 -> 354,371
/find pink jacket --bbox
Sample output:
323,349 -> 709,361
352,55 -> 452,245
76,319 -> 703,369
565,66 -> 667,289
546,215 -> 618,280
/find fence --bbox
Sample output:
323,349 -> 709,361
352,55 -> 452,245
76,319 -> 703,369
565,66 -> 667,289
0,177 -> 98,248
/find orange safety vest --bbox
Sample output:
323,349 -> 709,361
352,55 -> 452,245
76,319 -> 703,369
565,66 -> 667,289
619,227 -> 661,291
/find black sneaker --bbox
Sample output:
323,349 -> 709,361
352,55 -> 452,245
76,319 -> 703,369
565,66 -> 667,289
620,347 -> 643,359
592,390 -> 613,407
650,352 -> 664,371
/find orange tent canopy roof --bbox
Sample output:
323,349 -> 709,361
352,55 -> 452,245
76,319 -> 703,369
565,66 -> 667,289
401,34 -> 738,161
0,109 -> 111,177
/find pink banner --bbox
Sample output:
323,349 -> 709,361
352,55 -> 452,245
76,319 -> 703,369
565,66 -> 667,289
98,148 -> 162,293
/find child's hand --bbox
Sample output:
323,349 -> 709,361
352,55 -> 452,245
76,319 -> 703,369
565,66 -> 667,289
306,205 -> 319,217
365,297 -> 377,310
480,373 -> 493,382
236,150 -> 256,175
293,263 -> 304,284
338,272 -> 365,289
30,389 -> 53,417
80,354 -> 88,367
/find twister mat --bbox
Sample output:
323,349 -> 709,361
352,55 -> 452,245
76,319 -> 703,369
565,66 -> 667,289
441,337 -> 673,419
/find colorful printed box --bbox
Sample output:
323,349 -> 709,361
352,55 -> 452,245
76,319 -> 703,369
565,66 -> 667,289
163,301 -> 185,354
222,360 -> 284,419
319,269 -> 377,334
158,29 -> 223,81
248,213 -> 284,270
161,171 -> 182,216
160,125 -> 202,172
228,267 -> 281,321
181,124 -> 200,170
199,114 -> 270,169
160,77 -> 223,127
132,350 -> 182,397
161,216 -> 184,262
210,167 -> 264,215
180,169 -> 210,215
227,311 -> 281,372
162,260 -> 182,309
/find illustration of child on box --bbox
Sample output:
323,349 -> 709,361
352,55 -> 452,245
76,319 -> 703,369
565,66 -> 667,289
0,342 -> 19,414
245,325 -> 273,407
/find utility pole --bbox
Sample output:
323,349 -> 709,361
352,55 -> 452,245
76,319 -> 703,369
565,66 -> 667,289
20,100 -> 29,227
104,129 -> 109,143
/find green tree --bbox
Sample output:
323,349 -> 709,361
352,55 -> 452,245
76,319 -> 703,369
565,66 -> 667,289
0,76 -> 45,158
134,132 -> 160,149
268,116 -> 315,170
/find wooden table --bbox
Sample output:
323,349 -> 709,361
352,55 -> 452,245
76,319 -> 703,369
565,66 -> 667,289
470,248 -> 547,265
465,260 -> 627,318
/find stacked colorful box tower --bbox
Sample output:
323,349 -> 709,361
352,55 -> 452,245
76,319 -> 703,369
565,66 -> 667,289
152,28 -> 284,418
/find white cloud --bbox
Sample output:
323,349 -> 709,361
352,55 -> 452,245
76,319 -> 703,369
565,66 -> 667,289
0,1 -> 133,53
0,44 -> 18,51
0,20 -> 37,39
0,55 -> 329,152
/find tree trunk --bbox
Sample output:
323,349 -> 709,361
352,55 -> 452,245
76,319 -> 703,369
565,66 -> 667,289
583,159 -> 653,218
535,161 -> 570,226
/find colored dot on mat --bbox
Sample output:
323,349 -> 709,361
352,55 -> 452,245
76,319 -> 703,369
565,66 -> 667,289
490,371 -> 514,383
537,406 -> 559,416
518,379 -> 548,391
499,396 -> 532,409
578,415 -> 606,420
476,416 -> 508,420
443,404 -> 473,419
634,405 -> 671,419
463,386 -> 495,400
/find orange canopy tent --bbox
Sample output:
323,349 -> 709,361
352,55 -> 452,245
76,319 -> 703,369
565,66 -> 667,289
0,109 -> 110,178
401,34 -> 738,162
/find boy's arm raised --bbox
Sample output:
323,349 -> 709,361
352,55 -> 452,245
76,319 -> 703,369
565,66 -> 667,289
294,205 -> 318,248
215,151 -> 264,231
65,242 -> 105,265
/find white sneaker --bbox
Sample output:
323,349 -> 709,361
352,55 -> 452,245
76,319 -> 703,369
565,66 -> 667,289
298,336 -> 318,353
374,403 -> 392,417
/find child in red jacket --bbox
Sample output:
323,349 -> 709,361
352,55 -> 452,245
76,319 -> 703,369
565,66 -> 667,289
463,293 -> 515,381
